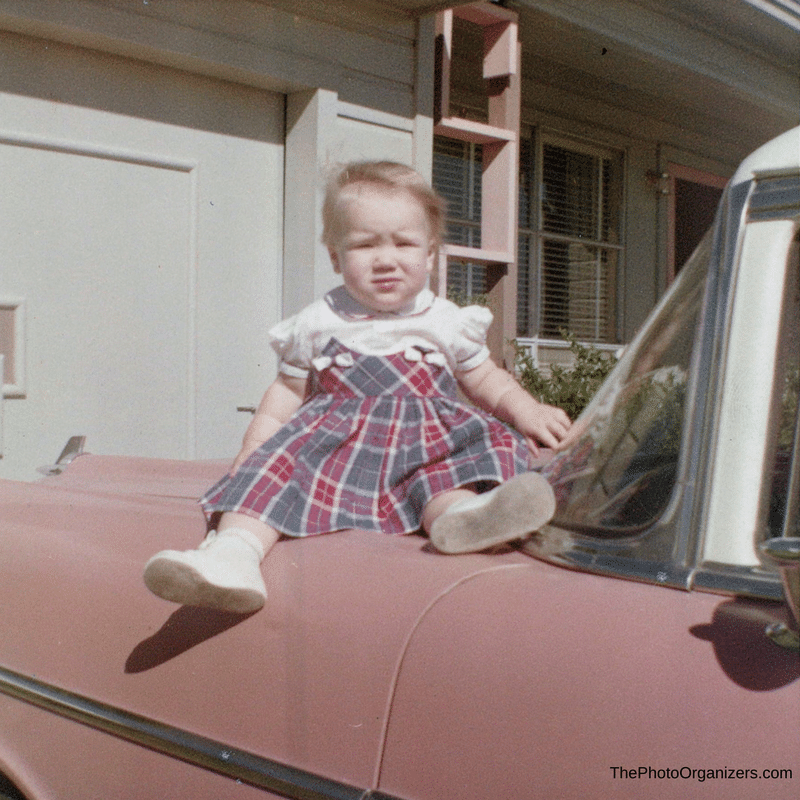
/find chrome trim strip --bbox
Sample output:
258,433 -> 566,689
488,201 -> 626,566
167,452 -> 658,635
544,549 -> 692,591
747,172 -> 800,222
0,665 -> 402,800
690,564 -> 785,600
522,526 -> 784,600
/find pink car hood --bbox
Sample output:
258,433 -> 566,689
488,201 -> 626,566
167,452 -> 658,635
0,454 -> 538,789
1,454 -> 798,799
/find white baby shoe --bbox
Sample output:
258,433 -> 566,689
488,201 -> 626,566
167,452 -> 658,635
143,528 -> 267,613
430,472 -> 556,554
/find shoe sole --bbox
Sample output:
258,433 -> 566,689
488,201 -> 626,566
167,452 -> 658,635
143,553 -> 266,614
430,472 -> 556,554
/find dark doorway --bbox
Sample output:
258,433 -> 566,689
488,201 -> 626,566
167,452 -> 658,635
674,178 -> 724,272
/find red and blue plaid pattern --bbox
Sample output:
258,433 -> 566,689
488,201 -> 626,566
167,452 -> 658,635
201,339 -> 529,536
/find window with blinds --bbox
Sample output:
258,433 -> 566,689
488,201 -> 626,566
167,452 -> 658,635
434,132 -> 623,343
432,137 -> 487,301
527,140 -> 622,342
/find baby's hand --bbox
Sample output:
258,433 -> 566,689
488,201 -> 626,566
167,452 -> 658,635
229,436 -> 269,476
228,426 -> 271,477
228,375 -> 308,477
458,359 -> 573,457
517,401 -> 572,455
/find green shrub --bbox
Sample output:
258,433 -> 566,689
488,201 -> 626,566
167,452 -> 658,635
447,289 -> 489,307
513,331 -> 619,420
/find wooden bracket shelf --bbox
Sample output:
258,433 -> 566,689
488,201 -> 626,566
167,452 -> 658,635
442,244 -> 513,266
434,1 -> 521,367
434,117 -> 515,145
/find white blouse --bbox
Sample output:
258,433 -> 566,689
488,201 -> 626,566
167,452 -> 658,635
270,286 -> 493,379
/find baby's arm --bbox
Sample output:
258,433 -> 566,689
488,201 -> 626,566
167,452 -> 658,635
230,374 -> 308,475
458,358 -> 572,455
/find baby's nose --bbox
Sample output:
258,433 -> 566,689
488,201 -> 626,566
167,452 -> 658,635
372,245 -> 399,267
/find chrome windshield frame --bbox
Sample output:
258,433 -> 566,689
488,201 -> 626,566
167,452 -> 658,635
521,171 -> 799,601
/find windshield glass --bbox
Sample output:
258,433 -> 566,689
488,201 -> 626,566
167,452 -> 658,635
542,232 -> 709,534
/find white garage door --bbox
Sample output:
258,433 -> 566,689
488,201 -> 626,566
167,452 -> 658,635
0,32 -> 284,480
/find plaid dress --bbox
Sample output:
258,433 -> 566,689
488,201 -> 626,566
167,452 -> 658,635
200,338 -> 529,536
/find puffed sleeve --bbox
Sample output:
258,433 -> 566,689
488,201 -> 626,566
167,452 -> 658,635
269,313 -> 312,379
451,304 -> 494,371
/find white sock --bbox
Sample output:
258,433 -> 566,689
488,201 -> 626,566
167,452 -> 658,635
207,527 -> 266,561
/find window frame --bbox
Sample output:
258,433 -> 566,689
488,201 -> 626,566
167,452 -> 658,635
0,296 -> 25,398
433,128 -> 626,360
517,130 -> 625,348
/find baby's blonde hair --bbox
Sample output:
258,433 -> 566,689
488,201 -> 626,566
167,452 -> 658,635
321,161 -> 446,249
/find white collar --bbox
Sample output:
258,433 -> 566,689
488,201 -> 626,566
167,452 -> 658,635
325,286 -> 436,320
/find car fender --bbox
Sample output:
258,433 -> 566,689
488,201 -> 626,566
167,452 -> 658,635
377,562 -> 800,800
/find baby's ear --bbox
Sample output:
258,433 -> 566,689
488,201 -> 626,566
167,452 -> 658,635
329,247 -> 341,273
425,241 -> 438,272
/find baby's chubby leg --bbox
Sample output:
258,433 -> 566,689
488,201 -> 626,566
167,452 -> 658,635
421,488 -> 478,533
218,511 -> 281,551
426,473 -> 556,554
143,512 -> 279,613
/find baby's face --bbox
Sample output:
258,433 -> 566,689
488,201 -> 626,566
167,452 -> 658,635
328,185 -> 435,313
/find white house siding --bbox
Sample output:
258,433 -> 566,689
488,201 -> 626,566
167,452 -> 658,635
0,0 -> 433,480
0,31 -> 285,480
